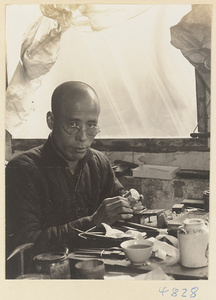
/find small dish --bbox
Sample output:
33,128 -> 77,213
78,225 -> 147,248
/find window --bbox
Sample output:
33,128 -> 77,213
6,4 -> 206,139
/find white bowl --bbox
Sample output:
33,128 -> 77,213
121,239 -> 154,265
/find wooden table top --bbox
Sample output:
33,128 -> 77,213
68,252 -> 208,280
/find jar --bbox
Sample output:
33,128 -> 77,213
177,218 -> 208,268
203,190 -> 209,212
33,252 -> 71,279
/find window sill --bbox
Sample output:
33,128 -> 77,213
92,137 -> 209,153
176,169 -> 209,180
11,137 -> 210,154
118,169 -> 209,181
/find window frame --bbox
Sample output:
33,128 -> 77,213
9,72 -> 210,155
8,49 -> 211,156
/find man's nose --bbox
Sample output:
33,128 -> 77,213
76,129 -> 88,142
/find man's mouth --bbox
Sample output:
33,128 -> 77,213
73,147 -> 87,153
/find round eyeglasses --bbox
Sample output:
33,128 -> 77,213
62,123 -> 100,136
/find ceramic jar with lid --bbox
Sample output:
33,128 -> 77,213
177,218 -> 209,268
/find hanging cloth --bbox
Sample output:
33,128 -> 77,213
170,4 -> 212,89
6,4 -> 152,135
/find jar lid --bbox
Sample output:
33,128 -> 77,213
34,252 -> 67,263
203,190 -> 209,196
183,218 -> 204,226
16,273 -> 50,279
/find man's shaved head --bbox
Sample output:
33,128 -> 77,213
51,81 -> 100,117
47,81 -> 100,162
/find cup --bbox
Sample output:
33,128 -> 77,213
121,239 -> 154,266
75,259 -> 105,279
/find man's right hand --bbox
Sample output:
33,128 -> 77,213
91,196 -> 133,226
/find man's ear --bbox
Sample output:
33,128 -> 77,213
47,111 -> 54,130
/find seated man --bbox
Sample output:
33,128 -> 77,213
6,81 -> 133,277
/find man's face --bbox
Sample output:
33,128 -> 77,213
51,94 -> 100,162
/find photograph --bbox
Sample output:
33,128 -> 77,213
2,1 -> 215,298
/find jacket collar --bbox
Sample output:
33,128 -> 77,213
42,134 -> 93,171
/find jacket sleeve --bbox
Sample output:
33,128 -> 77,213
96,152 -> 125,201
6,160 -> 95,254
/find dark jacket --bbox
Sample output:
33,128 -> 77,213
6,136 -> 123,255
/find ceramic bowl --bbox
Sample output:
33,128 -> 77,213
121,239 -> 154,265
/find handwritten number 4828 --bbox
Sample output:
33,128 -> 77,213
159,287 -> 198,298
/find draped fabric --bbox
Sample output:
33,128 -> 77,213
5,4 -> 152,136
6,16 -> 62,134
170,4 -> 212,89
6,4 -> 199,138
40,4 -> 153,31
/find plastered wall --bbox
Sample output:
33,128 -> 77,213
104,150 -> 210,209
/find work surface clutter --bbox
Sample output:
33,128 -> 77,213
9,193 -> 209,280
